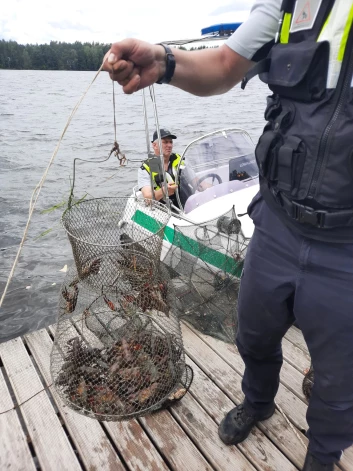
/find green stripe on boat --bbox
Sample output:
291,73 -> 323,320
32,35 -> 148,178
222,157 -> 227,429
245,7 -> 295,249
132,210 -> 242,276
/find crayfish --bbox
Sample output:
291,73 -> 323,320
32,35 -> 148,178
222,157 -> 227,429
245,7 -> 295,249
55,327 -> 184,418
70,258 -> 101,287
62,285 -> 79,313
135,281 -> 169,314
116,251 -> 154,287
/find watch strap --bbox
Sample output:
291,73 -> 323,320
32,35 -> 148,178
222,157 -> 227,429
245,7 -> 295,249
156,43 -> 176,84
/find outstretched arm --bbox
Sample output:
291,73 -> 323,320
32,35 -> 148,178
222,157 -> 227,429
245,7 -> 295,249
103,41 -> 253,97
103,1 -> 279,97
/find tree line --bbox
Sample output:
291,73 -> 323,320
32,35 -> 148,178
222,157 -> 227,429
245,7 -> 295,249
0,40 -> 110,70
0,39 -> 214,71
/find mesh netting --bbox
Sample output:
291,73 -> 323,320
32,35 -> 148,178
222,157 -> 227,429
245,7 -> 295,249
303,362 -> 314,401
164,207 -> 249,343
51,266 -> 193,421
62,197 -> 170,292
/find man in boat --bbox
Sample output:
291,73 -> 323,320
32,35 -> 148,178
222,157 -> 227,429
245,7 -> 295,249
103,1 -> 353,469
138,128 -> 182,207
138,128 -> 205,208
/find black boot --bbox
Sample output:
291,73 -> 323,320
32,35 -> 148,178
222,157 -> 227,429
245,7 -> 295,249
218,402 -> 275,445
302,452 -> 335,471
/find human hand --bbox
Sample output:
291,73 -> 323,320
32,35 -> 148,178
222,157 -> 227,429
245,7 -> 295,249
166,183 -> 178,196
103,39 -> 166,94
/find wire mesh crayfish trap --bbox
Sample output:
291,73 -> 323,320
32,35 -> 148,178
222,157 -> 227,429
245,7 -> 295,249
62,196 -> 170,293
51,266 -> 193,421
52,152 -> 195,420
164,207 -> 249,343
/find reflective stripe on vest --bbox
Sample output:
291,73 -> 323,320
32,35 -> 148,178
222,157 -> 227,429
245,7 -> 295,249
280,13 -> 292,44
280,0 -> 353,88
318,2 -> 353,87
142,154 -> 184,190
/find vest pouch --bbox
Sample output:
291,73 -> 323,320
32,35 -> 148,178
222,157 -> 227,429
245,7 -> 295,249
255,131 -> 282,180
264,94 -> 282,121
260,40 -> 329,102
276,136 -> 306,196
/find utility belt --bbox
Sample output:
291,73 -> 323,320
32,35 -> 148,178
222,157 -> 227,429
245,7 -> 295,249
268,188 -> 353,229
256,94 -> 353,229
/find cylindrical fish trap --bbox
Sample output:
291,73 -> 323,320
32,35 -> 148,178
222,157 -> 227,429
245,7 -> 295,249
62,197 -> 170,292
51,266 -> 193,421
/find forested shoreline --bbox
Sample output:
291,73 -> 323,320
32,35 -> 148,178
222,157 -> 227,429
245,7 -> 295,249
0,39 -> 110,70
0,39 -> 208,71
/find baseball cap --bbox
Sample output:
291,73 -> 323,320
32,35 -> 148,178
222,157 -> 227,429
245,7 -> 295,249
152,128 -> 177,142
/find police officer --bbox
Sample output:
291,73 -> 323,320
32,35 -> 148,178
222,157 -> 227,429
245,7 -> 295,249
138,128 -> 183,206
104,1 -> 353,469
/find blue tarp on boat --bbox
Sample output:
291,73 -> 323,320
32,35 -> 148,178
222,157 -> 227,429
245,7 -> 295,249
201,23 -> 242,37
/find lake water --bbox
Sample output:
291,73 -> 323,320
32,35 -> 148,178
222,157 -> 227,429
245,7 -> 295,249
0,69 -> 269,342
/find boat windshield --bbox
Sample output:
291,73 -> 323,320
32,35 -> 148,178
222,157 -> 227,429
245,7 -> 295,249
176,129 -> 258,213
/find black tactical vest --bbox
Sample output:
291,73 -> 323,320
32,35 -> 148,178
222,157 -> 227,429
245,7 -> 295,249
248,0 -> 353,241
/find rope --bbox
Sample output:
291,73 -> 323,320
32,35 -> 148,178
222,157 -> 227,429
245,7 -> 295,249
275,401 -> 308,450
0,63 -> 104,309
0,383 -> 54,415
112,80 -> 117,142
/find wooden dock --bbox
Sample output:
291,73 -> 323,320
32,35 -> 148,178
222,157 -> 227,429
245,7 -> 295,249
0,323 -> 352,471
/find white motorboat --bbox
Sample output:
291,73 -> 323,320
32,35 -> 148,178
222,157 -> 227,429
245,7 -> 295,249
129,127 -> 259,275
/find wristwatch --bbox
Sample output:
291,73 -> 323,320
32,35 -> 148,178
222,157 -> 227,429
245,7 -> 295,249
156,43 -> 176,84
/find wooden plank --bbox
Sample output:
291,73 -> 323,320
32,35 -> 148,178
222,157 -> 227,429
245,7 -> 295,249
0,337 -> 81,471
181,325 -> 308,468
141,409 -> 214,470
284,327 -> 309,354
104,420 -> 170,471
182,323 -> 308,432
280,360 -> 306,403
183,325 -> 352,471
338,446 -> 353,471
282,337 -> 311,374
184,357 -> 299,471
171,393 -> 256,471
45,324 -> 353,470
25,328 -> 125,471
173,387 -> 281,471
0,367 -> 36,471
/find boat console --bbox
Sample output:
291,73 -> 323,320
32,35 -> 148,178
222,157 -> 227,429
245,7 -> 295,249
177,129 -> 259,214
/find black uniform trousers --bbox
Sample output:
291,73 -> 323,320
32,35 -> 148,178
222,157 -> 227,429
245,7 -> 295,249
237,192 -> 353,464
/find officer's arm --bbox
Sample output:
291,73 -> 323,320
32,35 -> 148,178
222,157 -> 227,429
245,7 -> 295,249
105,41 -> 253,96
170,45 -> 253,96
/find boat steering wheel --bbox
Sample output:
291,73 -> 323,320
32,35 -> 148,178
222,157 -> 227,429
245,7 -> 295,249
196,173 -> 222,191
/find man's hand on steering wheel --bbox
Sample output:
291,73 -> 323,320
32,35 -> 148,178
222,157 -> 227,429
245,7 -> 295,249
195,173 -> 222,191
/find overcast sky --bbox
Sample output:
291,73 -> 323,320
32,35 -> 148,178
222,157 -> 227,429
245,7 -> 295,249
1,0 -> 254,45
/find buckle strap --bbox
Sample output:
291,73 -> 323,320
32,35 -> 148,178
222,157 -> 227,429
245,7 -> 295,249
291,201 -> 326,228
280,194 -> 353,229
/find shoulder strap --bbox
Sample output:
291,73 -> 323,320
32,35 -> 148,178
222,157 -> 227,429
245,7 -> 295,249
141,162 -> 150,173
280,0 -> 296,13
241,58 -> 271,89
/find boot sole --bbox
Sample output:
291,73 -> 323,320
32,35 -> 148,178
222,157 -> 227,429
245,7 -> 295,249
218,406 -> 275,446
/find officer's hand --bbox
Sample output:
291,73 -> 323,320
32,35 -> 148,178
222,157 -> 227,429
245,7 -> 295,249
103,39 -> 166,94
166,183 -> 178,196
